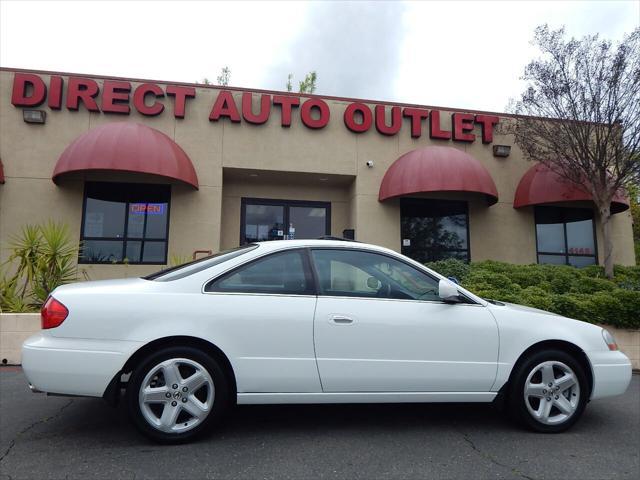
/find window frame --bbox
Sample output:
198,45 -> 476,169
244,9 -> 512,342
400,198 -> 471,263
534,206 -> 598,266
308,247 -> 478,305
79,181 -> 171,265
204,248 -> 317,296
240,197 -> 331,245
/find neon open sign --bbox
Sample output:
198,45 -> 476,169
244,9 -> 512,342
130,203 -> 165,215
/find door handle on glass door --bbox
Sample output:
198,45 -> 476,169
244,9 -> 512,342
330,315 -> 354,325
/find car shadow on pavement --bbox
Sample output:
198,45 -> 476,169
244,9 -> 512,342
18,391 -> 623,446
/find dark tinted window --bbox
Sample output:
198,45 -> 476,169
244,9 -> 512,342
535,207 -> 596,267
81,182 -> 170,264
207,250 -> 313,295
401,198 -> 469,263
311,249 -> 441,301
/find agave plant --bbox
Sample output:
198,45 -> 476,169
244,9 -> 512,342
0,221 -> 80,311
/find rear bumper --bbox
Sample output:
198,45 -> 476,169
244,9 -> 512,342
22,333 -> 143,397
588,350 -> 633,400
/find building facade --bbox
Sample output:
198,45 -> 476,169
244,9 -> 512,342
0,68 -> 635,280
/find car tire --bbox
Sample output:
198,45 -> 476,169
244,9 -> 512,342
126,346 -> 231,443
507,349 -> 588,433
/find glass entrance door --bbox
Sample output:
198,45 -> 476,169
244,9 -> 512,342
400,198 -> 470,263
241,198 -> 331,244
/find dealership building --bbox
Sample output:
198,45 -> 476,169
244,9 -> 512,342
0,68 -> 635,280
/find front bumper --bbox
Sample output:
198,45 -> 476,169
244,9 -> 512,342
22,333 -> 143,397
588,350 -> 633,400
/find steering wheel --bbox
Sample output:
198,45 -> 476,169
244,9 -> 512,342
376,282 -> 391,298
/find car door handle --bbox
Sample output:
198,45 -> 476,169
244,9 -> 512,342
330,315 -> 354,325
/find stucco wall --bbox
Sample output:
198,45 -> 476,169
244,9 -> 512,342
0,68 -> 636,282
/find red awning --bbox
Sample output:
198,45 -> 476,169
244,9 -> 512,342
513,163 -> 629,214
379,146 -> 498,204
0,159 -> 5,184
53,122 -> 199,189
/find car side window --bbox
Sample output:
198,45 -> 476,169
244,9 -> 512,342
206,250 -> 313,295
311,249 -> 441,301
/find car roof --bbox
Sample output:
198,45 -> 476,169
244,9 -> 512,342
254,239 -> 396,254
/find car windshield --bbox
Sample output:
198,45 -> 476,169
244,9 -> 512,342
143,244 -> 258,282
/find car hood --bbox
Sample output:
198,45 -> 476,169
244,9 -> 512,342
485,300 -> 561,317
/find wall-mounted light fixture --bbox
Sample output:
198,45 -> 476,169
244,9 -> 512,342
492,145 -> 511,158
23,109 -> 46,124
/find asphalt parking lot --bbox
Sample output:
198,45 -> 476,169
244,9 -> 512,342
0,368 -> 638,480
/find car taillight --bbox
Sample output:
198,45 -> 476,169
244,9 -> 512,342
41,296 -> 69,329
602,328 -> 619,351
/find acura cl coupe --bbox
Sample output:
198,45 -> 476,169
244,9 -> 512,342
23,240 -> 632,442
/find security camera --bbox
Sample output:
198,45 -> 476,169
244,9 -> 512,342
366,160 -> 374,168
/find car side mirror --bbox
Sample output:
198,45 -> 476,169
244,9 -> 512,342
438,279 -> 462,303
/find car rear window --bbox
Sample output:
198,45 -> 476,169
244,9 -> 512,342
143,244 -> 258,281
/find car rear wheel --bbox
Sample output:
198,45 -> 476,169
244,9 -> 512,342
126,346 -> 230,443
508,349 -> 588,433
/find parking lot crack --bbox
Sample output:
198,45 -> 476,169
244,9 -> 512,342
0,399 -> 74,464
460,431 -> 537,480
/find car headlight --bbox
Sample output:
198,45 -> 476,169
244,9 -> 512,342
602,328 -> 619,351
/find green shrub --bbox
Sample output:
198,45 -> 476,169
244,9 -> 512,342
428,258 -> 640,329
570,277 -> 616,294
549,294 -> 593,321
425,258 -> 470,283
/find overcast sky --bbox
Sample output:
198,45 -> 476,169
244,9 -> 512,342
1,0 -> 638,112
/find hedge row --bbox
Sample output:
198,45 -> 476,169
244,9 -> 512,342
424,259 -> 640,329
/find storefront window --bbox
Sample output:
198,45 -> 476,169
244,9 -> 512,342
241,198 -> 330,244
535,206 -> 596,267
400,198 -> 470,263
80,182 -> 170,264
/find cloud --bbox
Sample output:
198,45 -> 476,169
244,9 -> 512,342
259,1 -> 406,99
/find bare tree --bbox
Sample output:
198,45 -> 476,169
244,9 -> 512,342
509,25 -> 640,278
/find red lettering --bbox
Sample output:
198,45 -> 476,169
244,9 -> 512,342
300,98 -> 329,129
11,73 -> 47,107
133,83 -> 165,116
452,113 -> 476,142
48,76 -> 63,110
66,77 -> 100,111
209,90 -> 241,122
272,95 -> 300,127
429,110 -> 451,140
166,85 -> 195,119
242,93 -> 271,124
475,114 -> 499,143
402,108 -> 429,138
101,80 -> 131,114
375,105 -> 402,136
344,103 -> 372,133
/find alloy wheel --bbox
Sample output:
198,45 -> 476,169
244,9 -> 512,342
523,360 -> 580,426
138,357 -> 215,433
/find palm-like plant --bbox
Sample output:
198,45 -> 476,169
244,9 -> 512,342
0,222 -> 80,312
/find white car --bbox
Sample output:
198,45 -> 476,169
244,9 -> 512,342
23,240 -> 632,442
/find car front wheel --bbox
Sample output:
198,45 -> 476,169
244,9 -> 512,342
126,346 -> 230,443
508,349 -> 588,433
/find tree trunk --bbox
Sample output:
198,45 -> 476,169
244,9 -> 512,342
598,203 -> 614,279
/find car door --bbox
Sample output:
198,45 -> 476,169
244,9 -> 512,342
204,248 -> 321,393
310,248 -> 499,392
